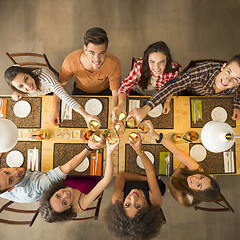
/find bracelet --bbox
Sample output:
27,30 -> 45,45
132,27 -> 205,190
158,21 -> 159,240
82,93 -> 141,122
156,133 -> 163,143
85,145 -> 94,151
138,150 -> 145,156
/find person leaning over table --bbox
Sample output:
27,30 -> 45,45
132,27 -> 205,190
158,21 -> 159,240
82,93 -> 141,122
127,54 -> 240,123
0,136 -> 104,203
143,120 -> 223,207
112,41 -> 181,122
104,134 -> 165,240
39,136 -> 119,223
51,27 -> 121,125
4,65 -> 99,129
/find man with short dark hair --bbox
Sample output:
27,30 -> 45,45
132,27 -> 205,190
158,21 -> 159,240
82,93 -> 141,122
50,27 -> 121,125
0,137 -> 104,203
128,54 -> 240,122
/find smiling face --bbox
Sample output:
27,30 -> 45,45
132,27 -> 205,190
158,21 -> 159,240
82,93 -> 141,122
187,174 -> 211,191
214,61 -> 240,93
123,189 -> 147,218
83,43 -> 107,71
50,187 -> 74,213
0,167 -> 26,191
148,52 -> 167,77
11,73 -> 37,93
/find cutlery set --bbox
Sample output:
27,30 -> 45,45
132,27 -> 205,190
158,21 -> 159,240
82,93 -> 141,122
61,101 -> 72,122
192,99 -> 202,124
165,153 -> 170,176
224,150 -> 235,173
27,147 -> 39,171
92,150 -> 99,175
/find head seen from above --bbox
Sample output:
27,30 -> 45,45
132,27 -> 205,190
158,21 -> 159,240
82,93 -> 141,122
40,181 -> 77,223
4,66 -> 40,94
214,54 -> 240,92
0,167 -> 26,193
83,27 -> 108,71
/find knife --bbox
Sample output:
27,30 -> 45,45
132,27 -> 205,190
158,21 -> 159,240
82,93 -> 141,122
196,100 -> 201,120
95,150 -> 99,175
193,100 -> 196,124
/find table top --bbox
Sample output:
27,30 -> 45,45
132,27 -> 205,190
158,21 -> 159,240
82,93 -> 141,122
1,95 -> 240,176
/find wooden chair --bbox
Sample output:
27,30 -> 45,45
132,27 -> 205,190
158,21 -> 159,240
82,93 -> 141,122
6,52 -> 59,77
181,59 -> 226,74
0,200 -> 39,226
194,194 -> 234,213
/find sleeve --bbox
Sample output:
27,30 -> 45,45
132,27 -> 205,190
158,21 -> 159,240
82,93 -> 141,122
41,69 -> 82,111
37,167 -> 67,193
59,55 -> 74,85
146,71 -> 192,109
233,89 -> 240,110
118,59 -> 142,97
108,58 -> 121,91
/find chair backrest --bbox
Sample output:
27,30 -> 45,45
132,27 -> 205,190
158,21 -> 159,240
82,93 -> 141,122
0,200 -> 39,226
71,191 -> 103,221
6,52 -> 59,77
194,195 -> 234,213
181,59 -> 226,74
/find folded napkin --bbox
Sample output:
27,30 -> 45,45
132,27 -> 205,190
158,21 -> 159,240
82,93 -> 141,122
61,101 -> 72,121
191,99 -> 202,122
129,100 -> 140,112
0,98 -> 7,119
159,152 -> 170,175
223,151 -> 235,173
27,148 -> 39,171
90,152 -> 102,176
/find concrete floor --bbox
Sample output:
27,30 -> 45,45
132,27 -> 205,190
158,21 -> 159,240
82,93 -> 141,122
0,0 -> 240,239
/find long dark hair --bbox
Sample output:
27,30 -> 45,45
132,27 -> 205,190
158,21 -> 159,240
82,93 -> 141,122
171,167 -> 221,207
4,65 -> 41,94
39,180 -> 77,223
139,41 -> 180,91
104,202 -> 164,240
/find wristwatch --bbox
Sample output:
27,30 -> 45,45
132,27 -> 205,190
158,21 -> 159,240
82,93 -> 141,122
156,133 -> 163,143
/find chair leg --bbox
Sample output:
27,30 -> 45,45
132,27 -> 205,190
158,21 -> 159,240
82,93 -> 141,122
29,208 -> 40,227
0,201 -> 14,213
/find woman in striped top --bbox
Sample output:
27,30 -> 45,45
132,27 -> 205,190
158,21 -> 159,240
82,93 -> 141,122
4,66 -> 99,127
113,41 -> 181,121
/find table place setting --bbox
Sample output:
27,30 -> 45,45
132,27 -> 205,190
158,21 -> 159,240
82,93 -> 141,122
159,152 -> 171,176
27,147 -> 39,171
223,150 -> 235,173
61,101 -> 72,121
191,99 -> 202,124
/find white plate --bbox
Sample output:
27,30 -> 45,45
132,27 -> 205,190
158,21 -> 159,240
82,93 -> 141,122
6,150 -> 24,167
190,145 -> 207,162
85,99 -> 102,115
136,151 -> 154,169
13,100 -> 31,118
74,157 -> 89,172
211,107 -> 227,122
148,104 -> 163,118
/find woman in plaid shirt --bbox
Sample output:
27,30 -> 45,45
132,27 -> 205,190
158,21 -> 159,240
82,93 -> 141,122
113,41 -> 181,121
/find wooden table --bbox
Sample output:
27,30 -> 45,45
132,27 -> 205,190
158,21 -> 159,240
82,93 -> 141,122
1,95 -> 240,176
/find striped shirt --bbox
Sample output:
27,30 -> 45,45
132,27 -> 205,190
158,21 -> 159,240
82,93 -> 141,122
146,61 -> 240,110
28,68 -> 81,111
118,57 -> 181,97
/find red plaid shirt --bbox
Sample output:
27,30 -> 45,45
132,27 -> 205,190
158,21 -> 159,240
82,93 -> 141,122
118,57 -> 181,97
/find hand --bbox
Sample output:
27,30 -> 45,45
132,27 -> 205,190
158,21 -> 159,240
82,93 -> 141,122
88,134 -> 105,150
128,134 -> 142,154
12,92 -> 22,101
232,108 -> 240,121
127,105 -> 150,126
49,109 -> 60,126
112,104 -> 126,121
163,101 -> 171,114
142,120 -> 158,138
84,113 -> 101,129
112,120 -> 125,134
106,135 -> 120,153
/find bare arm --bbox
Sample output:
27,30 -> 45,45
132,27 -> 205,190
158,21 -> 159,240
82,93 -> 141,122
112,93 -> 126,121
127,105 -> 151,126
111,89 -> 118,109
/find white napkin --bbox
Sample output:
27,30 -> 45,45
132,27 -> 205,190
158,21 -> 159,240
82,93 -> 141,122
27,148 -> 39,171
223,151 -> 234,173
129,100 -> 140,112
61,101 -> 72,121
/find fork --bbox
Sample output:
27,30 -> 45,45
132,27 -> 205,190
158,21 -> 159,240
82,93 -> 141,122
165,154 -> 170,176
92,155 -> 96,175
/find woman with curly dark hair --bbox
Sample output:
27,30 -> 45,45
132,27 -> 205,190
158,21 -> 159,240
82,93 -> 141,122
105,134 -> 166,240
39,137 -> 119,223
143,120 -> 223,207
113,41 -> 181,122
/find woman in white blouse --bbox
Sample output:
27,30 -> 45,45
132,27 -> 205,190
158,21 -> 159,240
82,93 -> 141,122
4,65 -> 99,127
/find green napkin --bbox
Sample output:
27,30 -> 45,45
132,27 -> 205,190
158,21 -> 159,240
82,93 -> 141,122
159,152 -> 170,175
191,99 -> 202,122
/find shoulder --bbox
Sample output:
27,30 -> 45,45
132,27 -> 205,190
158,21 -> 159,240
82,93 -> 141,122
195,61 -> 223,72
64,49 -> 83,62
105,52 -> 120,66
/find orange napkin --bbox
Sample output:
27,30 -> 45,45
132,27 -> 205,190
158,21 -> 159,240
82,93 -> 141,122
1,99 -> 7,119
90,153 -> 102,176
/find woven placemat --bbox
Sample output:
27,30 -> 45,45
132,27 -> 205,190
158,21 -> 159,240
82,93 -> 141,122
125,144 -> 173,176
4,97 -> 42,128
53,143 -> 103,176
0,141 -> 42,170
190,97 -> 236,128
59,97 -> 109,129
189,143 -> 236,174
126,97 -> 174,129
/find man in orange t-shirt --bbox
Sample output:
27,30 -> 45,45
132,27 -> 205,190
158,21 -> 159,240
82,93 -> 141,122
51,27 -> 121,125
